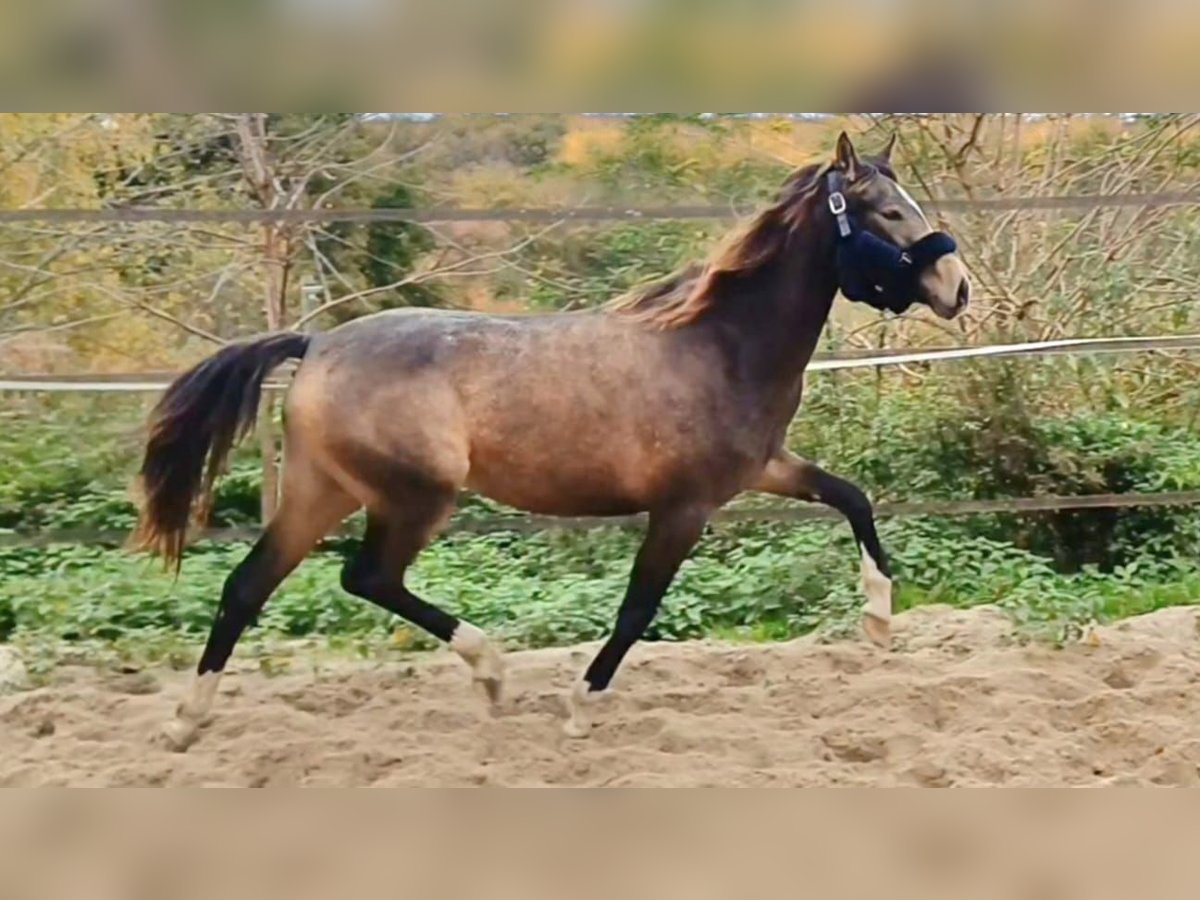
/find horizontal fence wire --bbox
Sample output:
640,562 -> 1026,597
6,490 -> 1200,548
6,334 -> 1200,393
1,191 -> 1199,226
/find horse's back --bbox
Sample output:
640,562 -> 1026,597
289,306 -> 763,514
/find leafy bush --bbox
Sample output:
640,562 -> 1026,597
787,361 -> 1200,572
3,513 -> 1198,668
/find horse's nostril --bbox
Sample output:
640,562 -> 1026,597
956,279 -> 970,309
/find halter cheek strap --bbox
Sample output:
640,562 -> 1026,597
828,179 -> 853,239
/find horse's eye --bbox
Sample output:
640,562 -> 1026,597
880,208 -> 904,222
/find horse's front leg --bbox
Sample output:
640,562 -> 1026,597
564,503 -> 711,738
752,450 -> 893,647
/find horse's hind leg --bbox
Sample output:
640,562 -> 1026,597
340,491 -> 505,706
752,450 -> 892,647
160,462 -> 357,752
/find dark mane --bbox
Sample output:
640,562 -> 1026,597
607,162 -> 828,329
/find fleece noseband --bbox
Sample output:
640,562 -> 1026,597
827,171 -> 957,314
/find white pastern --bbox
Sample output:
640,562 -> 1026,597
451,621 -> 505,705
860,546 -> 893,624
563,678 -> 597,739
160,671 -> 221,752
180,671 -> 220,722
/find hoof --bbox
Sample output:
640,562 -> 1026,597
175,701 -> 214,728
863,613 -> 892,649
562,716 -> 592,739
157,717 -> 201,753
474,672 -> 505,709
471,645 -> 506,709
563,680 -> 596,738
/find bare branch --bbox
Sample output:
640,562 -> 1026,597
0,311 -> 125,344
293,219 -> 567,328
86,283 -> 226,345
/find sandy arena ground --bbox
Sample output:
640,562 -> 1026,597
2,604 -> 1200,786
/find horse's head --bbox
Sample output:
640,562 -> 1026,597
825,131 -> 970,320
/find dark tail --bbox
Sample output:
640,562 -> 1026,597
130,332 -> 310,569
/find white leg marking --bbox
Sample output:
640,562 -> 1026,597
450,620 -> 487,657
860,546 -> 893,648
450,621 -> 505,706
563,677 -> 597,739
160,671 -> 220,752
184,671 -> 221,719
860,547 -> 893,622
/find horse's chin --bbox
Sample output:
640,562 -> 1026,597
927,299 -> 962,320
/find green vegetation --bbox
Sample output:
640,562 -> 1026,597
4,515 -> 1199,679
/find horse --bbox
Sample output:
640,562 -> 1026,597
133,132 -> 970,750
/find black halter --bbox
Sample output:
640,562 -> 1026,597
826,170 -> 957,314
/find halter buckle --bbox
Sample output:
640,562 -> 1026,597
828,191 -> 852,237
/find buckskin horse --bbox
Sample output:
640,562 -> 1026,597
134,132 -> 970,750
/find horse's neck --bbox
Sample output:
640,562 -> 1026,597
709,232 -> 838,391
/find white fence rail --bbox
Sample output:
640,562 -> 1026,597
4,333 -> 1200,393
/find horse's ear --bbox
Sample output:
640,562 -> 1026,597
833,131 -> 861,180
879,132 -> 897,163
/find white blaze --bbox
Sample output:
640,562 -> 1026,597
894,182 -> 930,227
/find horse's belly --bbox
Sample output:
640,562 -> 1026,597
464,453 -> 651,516
462,414 -> 678,515
462,418 -> 755,516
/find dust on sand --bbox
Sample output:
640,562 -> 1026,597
3,604 -> 1200,786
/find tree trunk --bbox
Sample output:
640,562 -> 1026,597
256,221 -> 293,523
234,114 -> 289,525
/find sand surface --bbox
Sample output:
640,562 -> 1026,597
3,604 -> 1200,787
